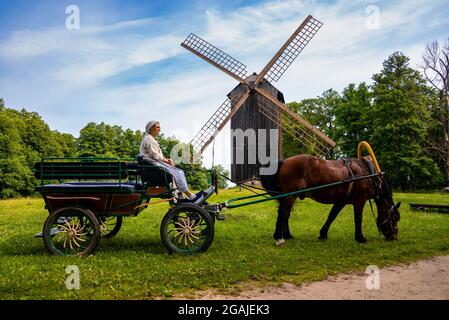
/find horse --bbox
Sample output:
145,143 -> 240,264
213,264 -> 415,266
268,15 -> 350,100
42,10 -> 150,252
260,154 -> 400,245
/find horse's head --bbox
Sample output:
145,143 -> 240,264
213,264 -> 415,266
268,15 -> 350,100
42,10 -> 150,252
375,176 -> 400,240
377,200 -> 400,240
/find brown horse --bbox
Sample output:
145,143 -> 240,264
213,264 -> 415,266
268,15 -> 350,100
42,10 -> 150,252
260,154 -> 400,245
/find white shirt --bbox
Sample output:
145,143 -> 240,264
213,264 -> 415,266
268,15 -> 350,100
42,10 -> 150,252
139,134 -> 164,162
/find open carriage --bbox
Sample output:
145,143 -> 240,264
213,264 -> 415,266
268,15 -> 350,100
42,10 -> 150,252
34,157 -> 220,256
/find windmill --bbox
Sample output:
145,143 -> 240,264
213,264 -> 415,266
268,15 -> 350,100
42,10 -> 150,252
182,15 -> 336,183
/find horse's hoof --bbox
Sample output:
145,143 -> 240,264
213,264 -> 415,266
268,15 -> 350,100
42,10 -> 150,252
318,235 -> 327,241
275,239 -> 285,246
356,237 -> 367,243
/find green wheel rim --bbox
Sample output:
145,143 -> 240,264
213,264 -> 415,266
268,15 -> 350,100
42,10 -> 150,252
43,207 -> 100,256
97,216 -> 123,238
161,204 -> 214,254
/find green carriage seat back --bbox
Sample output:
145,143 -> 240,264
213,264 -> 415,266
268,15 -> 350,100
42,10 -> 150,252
34,161 -> 129,180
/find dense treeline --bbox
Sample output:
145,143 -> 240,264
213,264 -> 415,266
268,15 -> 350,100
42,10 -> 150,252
0,100 -> 227,198
1,47 -> 448,198
283,51 -> 445,191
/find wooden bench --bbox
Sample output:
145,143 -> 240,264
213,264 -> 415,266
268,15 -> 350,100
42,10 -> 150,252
409,203 -> 449,213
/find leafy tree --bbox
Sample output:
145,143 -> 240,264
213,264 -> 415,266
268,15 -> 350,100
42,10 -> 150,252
0,109 -> 33,197
0,101 -> 79,198
53,131 -> 78,157
78,122 -> 118,157
78,122 -> 143,159
210,165 -> 229,189
334,83 -> 373,157
370,52 -> 441,190
285,89 -> 340,158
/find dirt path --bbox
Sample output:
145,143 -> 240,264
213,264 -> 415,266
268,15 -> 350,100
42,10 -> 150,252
181,255 -> 449,300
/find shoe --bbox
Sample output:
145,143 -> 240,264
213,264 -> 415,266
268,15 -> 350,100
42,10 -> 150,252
191,190 -> 205,203
195,190 -> 205,197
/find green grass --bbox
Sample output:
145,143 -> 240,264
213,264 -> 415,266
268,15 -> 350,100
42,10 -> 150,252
1,189 -> 449,299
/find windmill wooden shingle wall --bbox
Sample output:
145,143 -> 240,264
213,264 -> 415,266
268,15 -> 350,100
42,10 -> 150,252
228,77 -> 284,182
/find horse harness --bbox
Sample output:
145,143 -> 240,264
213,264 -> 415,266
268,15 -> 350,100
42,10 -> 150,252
339,157 -> 390,234
339,158 -> 355,203
360,157 -> 394,234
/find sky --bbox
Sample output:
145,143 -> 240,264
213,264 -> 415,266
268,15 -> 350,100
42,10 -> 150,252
1,0 -> 448,171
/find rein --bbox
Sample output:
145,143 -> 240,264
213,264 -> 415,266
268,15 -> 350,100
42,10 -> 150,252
217,173 -> 276,197
360,157 -> 386,235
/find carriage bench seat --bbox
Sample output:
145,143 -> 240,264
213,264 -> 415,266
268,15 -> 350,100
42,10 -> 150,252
35,182 -> 143,194
136,157 -> 173,187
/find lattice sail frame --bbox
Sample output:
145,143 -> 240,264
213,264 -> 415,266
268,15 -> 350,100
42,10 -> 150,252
258,93 -> 333,157
190,99 -> 232,154
190,89 -> 250,155
265,17 -> 322,83
181,33 -> 248,82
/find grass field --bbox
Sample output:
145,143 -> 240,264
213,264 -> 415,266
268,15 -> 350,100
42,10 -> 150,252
1,189 -> 449,299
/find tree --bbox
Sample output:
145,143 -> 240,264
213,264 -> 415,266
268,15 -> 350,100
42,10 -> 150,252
53,131 -> 78,157
0,101 -> 79,198
0,109 -> 33,197
78,122 -> 118,157
334,83 -> 373,157
371,52 -> 440,190
421,38 -> 449,186
285,89 -> 341,158
78,122 -> 143,159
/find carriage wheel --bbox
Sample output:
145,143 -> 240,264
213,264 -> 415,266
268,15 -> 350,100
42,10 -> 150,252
98,216 -> 123,238
43,207 -> 101,257
160,203 -> 214,254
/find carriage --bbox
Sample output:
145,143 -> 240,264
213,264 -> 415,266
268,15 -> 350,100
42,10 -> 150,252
34,157 -> 220,256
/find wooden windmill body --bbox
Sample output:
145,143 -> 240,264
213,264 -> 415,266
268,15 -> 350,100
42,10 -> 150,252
228,75 -> 284,181
181,15 -> 336,183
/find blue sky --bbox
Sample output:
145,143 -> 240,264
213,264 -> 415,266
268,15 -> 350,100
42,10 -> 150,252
1,0 -> 448,169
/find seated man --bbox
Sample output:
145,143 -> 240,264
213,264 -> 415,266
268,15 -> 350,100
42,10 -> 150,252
138,120 -> 203,202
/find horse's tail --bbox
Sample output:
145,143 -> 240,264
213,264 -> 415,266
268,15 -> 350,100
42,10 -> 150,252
260,160 -> 284,196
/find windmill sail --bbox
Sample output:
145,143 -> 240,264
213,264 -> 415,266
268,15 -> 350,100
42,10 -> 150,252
190,88 -> 250,155
255,15 -> 323,84
181,33 -> 248,83
256,87 -> 335,157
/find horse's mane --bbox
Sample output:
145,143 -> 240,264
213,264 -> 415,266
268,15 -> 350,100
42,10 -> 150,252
260,160 -> 284,196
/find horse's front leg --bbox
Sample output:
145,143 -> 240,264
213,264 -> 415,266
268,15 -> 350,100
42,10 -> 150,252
353,200 -> 367,243
274,197 -> 295,245
319,203 -> 345,240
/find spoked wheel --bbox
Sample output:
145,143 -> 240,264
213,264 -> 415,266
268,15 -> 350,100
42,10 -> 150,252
160,203 -> 214,254
97,216 -> 123,238
43,206 -> 101,256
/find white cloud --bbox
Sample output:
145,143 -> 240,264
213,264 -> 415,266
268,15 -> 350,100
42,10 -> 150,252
127,34 -> 183,66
